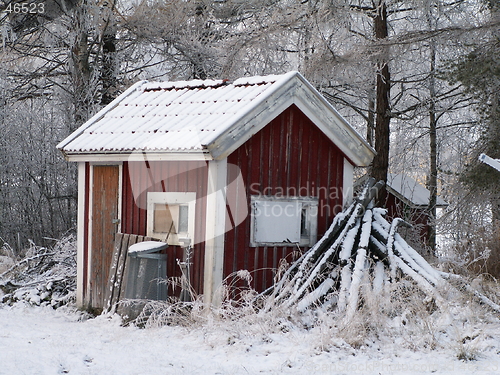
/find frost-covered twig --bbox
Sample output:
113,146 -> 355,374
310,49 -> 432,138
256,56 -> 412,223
0,252 -> 55,279
440,272 -> 500,313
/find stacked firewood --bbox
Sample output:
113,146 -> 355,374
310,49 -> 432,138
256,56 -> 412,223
260,179 -> 500,318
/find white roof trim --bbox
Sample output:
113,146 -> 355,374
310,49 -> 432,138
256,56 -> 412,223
293,73 -> 374,166
64,152 -> 213,162
200,71 -> 297,147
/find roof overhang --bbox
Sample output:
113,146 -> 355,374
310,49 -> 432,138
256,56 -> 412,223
57,80 -> 148,153
62,151 -> 213,163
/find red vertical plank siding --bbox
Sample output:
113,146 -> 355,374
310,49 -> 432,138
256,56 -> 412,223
386,194 -> 429,244
118,105 -> 346,297
121,160 -> 208,295
225,105 -> 345,293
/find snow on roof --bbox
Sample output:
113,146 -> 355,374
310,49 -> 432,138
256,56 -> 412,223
387,173 -> 448,208
57,76 -> 278,154
57,71 -> 375,166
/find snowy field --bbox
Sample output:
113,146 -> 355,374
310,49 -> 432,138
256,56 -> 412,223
1,303 -> 500,375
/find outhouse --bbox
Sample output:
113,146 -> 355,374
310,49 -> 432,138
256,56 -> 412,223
57,71 -> 375,310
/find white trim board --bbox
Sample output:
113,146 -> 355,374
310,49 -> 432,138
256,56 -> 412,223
64,152 -> 213,163
343,159 -> 354,207
203,159 -> 228,306
76,162 -> 86,307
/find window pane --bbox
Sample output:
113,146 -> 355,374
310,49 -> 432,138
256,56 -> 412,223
178,205 -> 189,233
153,204 -> 178,234
300,206 -> 309,238
253,200 -> 301,243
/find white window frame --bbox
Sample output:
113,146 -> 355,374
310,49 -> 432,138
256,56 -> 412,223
147,192 -> 196,246
250,196 -> 318,247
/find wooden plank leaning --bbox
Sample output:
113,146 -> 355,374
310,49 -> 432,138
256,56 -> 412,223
104,233 -> 160,314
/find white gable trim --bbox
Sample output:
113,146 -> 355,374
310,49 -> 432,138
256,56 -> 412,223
206,72 -> 375,166
202,72 -> 297,159
292,76 -> 374,167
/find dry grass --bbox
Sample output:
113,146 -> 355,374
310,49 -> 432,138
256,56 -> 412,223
125,268 -> 500,359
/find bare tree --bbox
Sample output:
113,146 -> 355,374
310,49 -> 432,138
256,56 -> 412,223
446,0 -> 500,272
0,0 -> 123,249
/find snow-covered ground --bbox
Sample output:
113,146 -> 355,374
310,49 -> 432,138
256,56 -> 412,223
1,303 -> 500,375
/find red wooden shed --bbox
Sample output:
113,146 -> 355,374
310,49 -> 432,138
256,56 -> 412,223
386,173 -> 448,245
57,71 -> 375,310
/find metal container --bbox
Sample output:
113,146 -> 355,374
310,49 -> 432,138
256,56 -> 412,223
124,241 -> 168,301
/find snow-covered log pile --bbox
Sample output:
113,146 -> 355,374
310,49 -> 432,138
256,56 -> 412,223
259,178 -> 500,319
0,235 -> 76,308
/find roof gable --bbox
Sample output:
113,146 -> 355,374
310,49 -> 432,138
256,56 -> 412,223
57,72 -> 374,166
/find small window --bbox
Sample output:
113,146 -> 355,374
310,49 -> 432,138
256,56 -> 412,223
250,196 -> 318,247
147,192 -> 196,246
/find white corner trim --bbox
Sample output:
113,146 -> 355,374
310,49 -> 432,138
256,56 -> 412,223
76,162 -> 86,308
203,158 -> 228,306
343,159 -> 354,207
117,164 -> 123,234
86,164 -> 94,307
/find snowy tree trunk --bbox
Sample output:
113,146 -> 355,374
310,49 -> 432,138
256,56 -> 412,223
371,0 -> 391,206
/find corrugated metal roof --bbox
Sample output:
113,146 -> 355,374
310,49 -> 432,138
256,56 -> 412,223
58,76 -> 279,154
57,71 -> 375,166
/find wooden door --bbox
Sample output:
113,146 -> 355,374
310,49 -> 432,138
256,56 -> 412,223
91,165 -> 120,310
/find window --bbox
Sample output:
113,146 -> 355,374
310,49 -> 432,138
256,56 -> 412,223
250,196 -> 318,247
147,192 -> 196,246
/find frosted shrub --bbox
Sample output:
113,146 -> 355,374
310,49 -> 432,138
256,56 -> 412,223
0,234 -> 76,308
